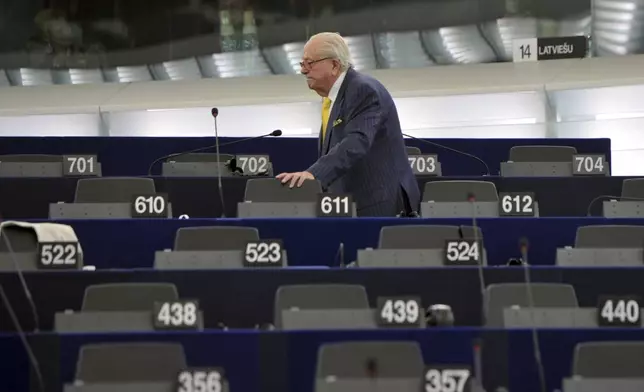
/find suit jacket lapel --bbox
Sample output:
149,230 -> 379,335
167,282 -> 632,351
322,69 -> 353,155
318,125 -> 323,157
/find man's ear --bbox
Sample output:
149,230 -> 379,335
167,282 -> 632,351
333,59 -> 342,73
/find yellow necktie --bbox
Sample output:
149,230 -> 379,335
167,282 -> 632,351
321,97 -> 332,141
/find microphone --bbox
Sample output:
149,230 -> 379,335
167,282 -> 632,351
0,228 -> 45,392
365,358 -> 378,379
465,190 -> 488,392
472,340 -> 484,390
1,228 -> 39,331
212,107 -> 226,218
466,192 -> 489,391
402,133 -> 490,176
146,129 -> 282,176
0,285 -> 45,392
466,192 -> 486,309
519,237 -> 546,392
339,242 -> 344,268
586,195 -> 644,216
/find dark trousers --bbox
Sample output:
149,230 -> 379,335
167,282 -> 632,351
356,186 -> 415,217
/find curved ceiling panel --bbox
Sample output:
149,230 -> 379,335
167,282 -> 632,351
53,69 -> 105,85
0,70 -> 9,87
103,66 -> 153,83
6,68 -> 54,86
345,35 -> 378,71
593,0 -> 644,56
262,42 -> 305,75
198,50 -> 272,78
375,31 -> 433,68
149,58 -> 202,81
486,17 -> 540,61
421,25 -> 498,64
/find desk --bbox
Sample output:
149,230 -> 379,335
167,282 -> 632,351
0,137 -> 611,177
1,329 -> 644,392
0,176 -> 635,219
2,268 -> 644,332
40,217 -> 644,269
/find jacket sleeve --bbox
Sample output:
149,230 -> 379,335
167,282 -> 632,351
307,87 -> 383,187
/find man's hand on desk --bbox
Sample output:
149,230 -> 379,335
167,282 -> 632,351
276,171 -> 315,188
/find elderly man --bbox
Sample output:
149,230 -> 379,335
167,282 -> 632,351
276,32 -> 420,217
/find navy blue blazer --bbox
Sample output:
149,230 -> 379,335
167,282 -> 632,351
307,68 -> 420,216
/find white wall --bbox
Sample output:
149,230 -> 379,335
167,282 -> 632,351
3,55 -> 644,174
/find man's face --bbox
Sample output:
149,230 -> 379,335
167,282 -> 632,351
300,39 -> 337,96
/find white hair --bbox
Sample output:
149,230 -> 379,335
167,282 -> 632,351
308,32 -> 352,71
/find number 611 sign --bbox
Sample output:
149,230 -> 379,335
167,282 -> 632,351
316,194 -> 354,217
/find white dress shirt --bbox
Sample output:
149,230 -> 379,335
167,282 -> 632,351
326,71 -> 347,113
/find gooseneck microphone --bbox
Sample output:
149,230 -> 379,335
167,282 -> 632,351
467,192 -> 487,323
366,358 -> 378,379
1,231 -> 39,332
212,108 -> 226,218
520,237 -> 546,392
0,230 -> 45,392
336,242 -> 345,268
585,195 -> 644,216
146,130 -> 282,176
402,133 -> 490,176
0,286 -> 45,392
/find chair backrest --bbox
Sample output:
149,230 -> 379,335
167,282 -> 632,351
75,178 -> 156,203
274,284 -> 369,327
316,341 -> 424,378
573,342 -> 644,378
0,154 -> 62,162
460,225 -> 484,241
82,283 -> 178,311
575,225 -> 644,248
0,226 -> 39,252
484,283 -> 578,327
622,179 -> 644,198
167,153 -> 235,163
75,343 -> 186,383
508,145 -> 577,162
174,226 -> 260,251
244,178 -> 322,202
422,181 -> 498,202
379,225 -> 461,249
406,146 -> 421,155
